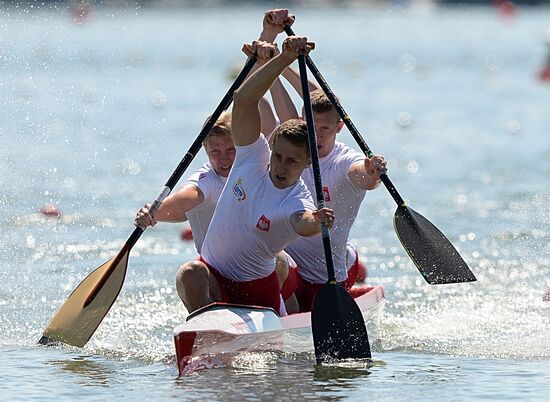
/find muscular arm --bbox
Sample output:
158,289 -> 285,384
257,10 -> 298,127
135,184 -> 204,229
258,96 -> 277,136
232,52 -> 297,146
258,8 -> 295,43
289,211 -> 321,237
153,185 -> 204,223
269,74 -> 298,125
289,207 -> 334,237
240,51 -> 277,136
282,65 -> 318,98
348,156 -> 387,191
249,57 -> 298,131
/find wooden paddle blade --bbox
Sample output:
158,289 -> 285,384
312,283 -> 371,364
39,251 -> 129,347
394,205 -> 476,284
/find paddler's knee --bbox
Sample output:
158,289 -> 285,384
175,260 -> 212,309
176,260 -> 209,286
275,252 -> 290,286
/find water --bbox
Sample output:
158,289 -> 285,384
1,2 -> 550,400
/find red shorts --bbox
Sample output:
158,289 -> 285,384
295,252 -> 363,312
281,265 -> 298,301
198,256 -> 281,313
295,277 -> 323,313
342,251 -> 360,290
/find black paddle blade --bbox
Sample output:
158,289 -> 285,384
394,205 -> 476,284
39,251 -> 129,347
312,283 -> 371,364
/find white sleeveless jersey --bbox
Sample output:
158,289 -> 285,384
201,134 -> 316,281
286,141 -> 366,283
184,163 -> 227,254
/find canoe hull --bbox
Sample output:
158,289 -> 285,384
173,285 -> 385,375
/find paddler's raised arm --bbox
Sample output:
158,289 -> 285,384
258,10 -> 300,126
239,10 -> 296,137
232,36 -> 314,146
281,65 -> 318,99
242,42 -> 279,136
268,46 -> 299,126
258,9 -> 317,101
246,44 -> 298,128
258,8 -> 295,43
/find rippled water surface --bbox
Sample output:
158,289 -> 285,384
1,2 -> 550,401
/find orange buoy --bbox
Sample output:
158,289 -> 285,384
493,0 -> 517,21
539,66 -> 550,82
181,227 -> 193,242
39,204 -> 62,218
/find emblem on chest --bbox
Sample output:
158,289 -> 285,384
232,178 -> 246,201
256,215 -> 271,232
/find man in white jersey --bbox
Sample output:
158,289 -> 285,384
135,41 -> 307,313
288,89 -> 387,311
256,8 -> 388,311
178,36 -> 334,315
135,112 -> 235,254
133,40 -> 287,250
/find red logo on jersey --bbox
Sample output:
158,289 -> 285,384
323,186 -> 331,202
256,215 -> 271,232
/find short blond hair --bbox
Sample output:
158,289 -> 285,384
202,111 -> 232,146
310,89 -> 340,121
271,119 -> 311,159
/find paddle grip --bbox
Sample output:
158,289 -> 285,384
149,186 -> 171,219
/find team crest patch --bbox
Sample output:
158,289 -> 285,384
232,178 -> 246,201
199,172 -> 207,180
256,215 -> 270,232
323,186 -> 331,202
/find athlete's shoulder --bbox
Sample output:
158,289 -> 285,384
186,163 -> 225,197
332,142 -> 363,165
234,134 -> 270,167
187,163 -> 213,180
287,178 -> 315,209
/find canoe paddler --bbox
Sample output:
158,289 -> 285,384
287,89 -> 387,312
177,36 -> 334,315
134,43 -> 303,315
260,8 -> 388,312
135,111 -> 234,255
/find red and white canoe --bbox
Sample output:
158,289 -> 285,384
173,285 -> 385,375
